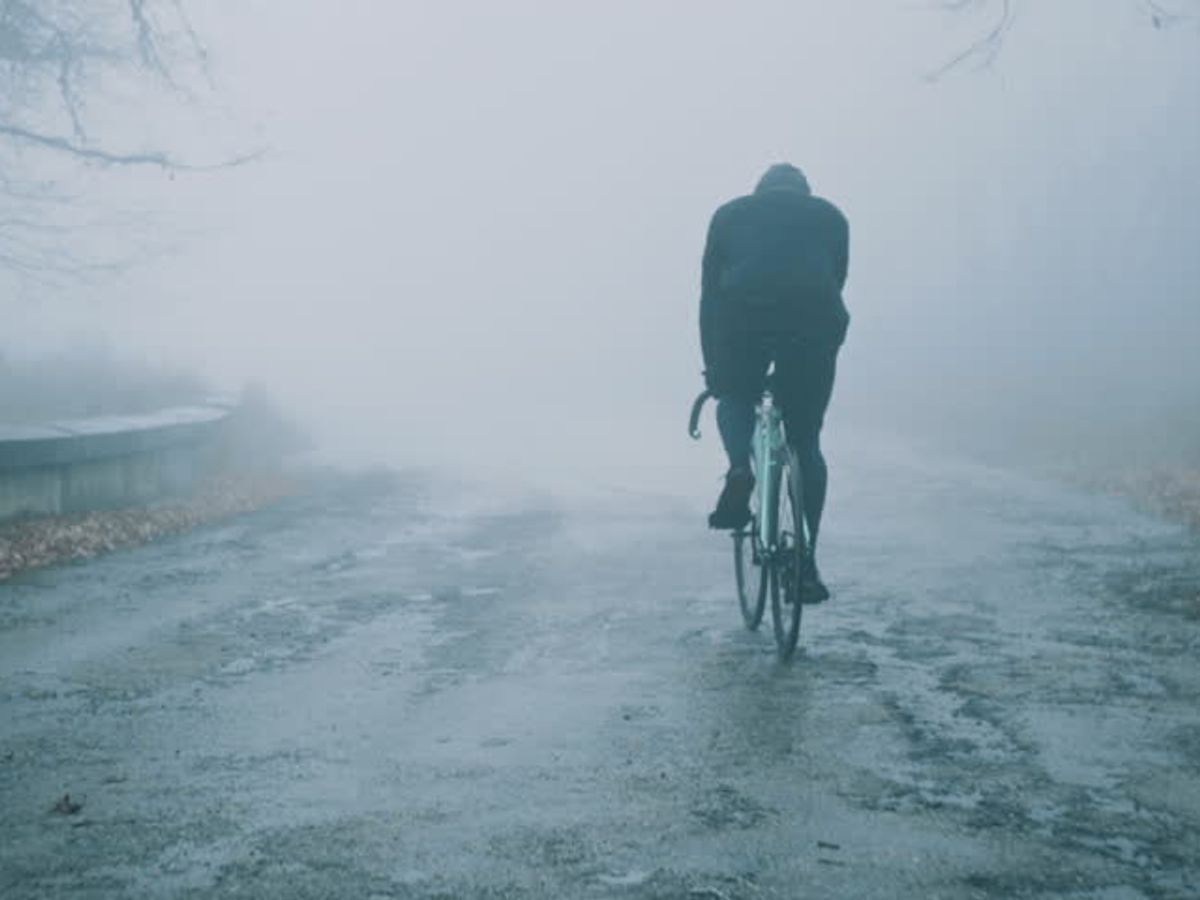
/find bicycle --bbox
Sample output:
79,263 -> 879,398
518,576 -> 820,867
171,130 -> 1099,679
689,379 -> 810,661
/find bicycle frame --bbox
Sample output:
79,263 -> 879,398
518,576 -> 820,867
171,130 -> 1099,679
688,382 -> 808,658
752,392 -> 787,556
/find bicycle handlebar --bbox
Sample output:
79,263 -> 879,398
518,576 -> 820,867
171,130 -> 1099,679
688,390 -> 713,440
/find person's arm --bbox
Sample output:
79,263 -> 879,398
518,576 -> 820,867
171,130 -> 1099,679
699,211 -> 723,381
833,209 -> 849,293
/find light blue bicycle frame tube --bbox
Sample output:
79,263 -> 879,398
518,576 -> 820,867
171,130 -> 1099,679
753,396 -> 785,551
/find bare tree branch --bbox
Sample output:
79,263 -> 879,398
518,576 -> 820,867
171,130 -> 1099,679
930,0 -> 1197,79
128,0 -> 163,72
0,1 -> 214,151
927,0 -> 1015,81
0,121 -> 262,169
0,2 -> 256,284
1141,0 -> 1198,28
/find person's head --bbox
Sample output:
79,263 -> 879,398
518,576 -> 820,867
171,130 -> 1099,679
754,163 -> 810,196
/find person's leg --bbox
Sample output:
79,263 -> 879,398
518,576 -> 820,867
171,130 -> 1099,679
776,342 -> 839,552
793,430 -> 828,551
708,330 -> 769,529
716,396 -> 756,472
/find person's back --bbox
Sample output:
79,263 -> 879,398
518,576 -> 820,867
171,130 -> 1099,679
701,165 -> 849,351
698,163 -> 850,602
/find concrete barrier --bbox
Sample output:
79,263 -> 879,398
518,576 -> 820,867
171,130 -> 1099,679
0,401 -> 235,521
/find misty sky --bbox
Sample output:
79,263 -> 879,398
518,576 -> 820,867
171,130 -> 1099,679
6,1 -> 1199,471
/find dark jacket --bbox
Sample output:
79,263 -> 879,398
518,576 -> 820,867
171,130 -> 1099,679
700,165 -> 850,372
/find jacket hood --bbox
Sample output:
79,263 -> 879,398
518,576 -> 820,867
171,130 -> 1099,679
754,163 -> 811,196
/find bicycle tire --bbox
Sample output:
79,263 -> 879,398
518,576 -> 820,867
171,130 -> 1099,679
770,447 -> 805,661
733,526 -> 767,630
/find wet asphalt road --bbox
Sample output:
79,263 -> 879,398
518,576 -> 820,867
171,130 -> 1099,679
1,439 -> 1199,899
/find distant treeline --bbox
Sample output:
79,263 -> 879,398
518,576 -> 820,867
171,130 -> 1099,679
0,349 -> 210,424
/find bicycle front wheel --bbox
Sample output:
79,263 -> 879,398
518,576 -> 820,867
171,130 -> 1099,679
733,527 -> 767,630
770,447 -> 805,661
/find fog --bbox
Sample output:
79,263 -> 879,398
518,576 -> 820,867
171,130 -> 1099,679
6,1 -> 1199,478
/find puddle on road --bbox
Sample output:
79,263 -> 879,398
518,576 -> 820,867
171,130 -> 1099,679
596,868 -> 653,886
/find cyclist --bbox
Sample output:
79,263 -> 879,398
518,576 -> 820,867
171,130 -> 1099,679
699,162 -> 849,600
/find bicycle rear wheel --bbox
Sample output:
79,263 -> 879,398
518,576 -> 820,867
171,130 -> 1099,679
770,447 -> 806,661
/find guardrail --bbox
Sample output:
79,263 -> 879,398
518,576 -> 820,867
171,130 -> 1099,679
0,400 -> 237,521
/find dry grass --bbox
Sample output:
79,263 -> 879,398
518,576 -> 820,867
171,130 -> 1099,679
1083,465 -> 1200,620
1087,467 -> 1200,533
0,472 -> 294,580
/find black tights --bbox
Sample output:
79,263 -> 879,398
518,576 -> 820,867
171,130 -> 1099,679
713,337 -> 839,555
792,433 -> 828,551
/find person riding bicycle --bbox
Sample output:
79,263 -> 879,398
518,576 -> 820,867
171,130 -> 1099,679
699,162 -> 849,600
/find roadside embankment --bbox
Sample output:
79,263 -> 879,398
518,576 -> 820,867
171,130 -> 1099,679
0,396 -> 304,580
0,403 -> 237,521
